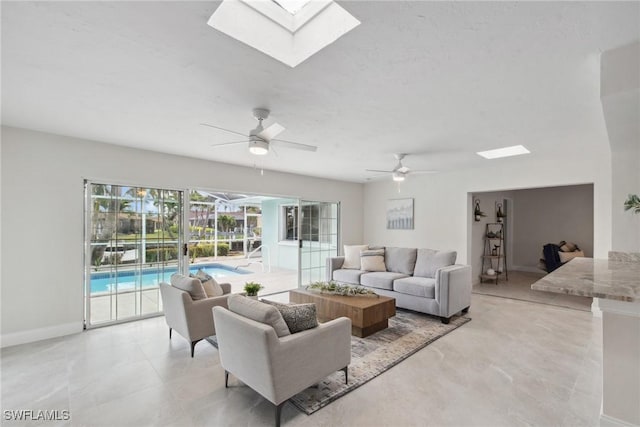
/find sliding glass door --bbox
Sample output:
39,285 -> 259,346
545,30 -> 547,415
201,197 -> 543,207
298,201 -> 340,286
84,182 -> 184,327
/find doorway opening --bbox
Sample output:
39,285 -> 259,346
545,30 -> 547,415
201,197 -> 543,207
468,184 -> 594,312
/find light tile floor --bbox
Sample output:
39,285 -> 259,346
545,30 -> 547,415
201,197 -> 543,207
473,270 -> 593,312
1,294 -> 602,426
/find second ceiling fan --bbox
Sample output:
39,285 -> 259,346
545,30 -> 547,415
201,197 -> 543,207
366,153 -> 437,181
201,108 -> 317,156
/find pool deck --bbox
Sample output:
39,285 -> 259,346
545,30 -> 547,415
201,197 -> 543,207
89,256 -> 298,324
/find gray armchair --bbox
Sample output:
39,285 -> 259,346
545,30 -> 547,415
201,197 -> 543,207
159,280 -> 231,357
213,303 -> 351,426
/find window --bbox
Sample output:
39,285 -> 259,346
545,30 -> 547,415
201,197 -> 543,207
280,204 -> 328,243
281,205 -> 298,241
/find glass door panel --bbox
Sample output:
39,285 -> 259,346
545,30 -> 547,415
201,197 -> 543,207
85,183 -> 183,327
298,201 -> 339,286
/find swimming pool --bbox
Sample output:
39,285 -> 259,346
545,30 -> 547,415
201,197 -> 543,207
89,263 -> 250,294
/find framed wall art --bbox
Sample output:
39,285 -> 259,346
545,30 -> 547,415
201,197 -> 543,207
387,198 -> 414,230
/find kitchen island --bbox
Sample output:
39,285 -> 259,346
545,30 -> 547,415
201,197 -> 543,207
532,255 -> 640,427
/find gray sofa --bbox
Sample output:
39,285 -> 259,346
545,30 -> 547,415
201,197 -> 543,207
327,247 -> 472,323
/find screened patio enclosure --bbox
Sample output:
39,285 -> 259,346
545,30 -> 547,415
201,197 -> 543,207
85,185 -> 339,328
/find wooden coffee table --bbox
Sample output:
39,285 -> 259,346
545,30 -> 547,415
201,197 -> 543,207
289,289 -> 396,338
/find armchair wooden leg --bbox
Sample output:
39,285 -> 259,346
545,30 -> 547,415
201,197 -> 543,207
342,366 -> 348,384
462,306 -> 470,314
190,340 -> 201,358
225,371 -> 229,388
440,316 -> 451,324
275,401 -> 286,427
169,328 -> 172,339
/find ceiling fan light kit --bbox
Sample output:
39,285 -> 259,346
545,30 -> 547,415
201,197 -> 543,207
249,139 -> 269,155
392,172 -> 406,182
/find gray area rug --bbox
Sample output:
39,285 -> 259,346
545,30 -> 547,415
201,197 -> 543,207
208,310 -> 470,415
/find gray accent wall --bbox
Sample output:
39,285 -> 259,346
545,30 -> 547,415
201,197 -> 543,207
511,184 -> 594,271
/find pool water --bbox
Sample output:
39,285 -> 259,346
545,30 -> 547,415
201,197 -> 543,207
90,263 -> 250,294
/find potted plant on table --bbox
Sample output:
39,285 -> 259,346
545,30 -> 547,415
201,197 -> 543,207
244,282 -> 264,299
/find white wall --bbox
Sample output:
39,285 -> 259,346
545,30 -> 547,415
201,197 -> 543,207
601,42 -> 640,253
0,126 -> 363,345
260,198 -> 299,270
363,147 -> 612,274
512,184 -> 594,270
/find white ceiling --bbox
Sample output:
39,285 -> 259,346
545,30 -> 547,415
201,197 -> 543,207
2,1 -> 639,182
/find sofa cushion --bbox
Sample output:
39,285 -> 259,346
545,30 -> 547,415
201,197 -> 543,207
170,273 -> 207,301
413,249 -> 457,278
361,272 -> 409,290
193,269 -> 224,297
360,249 -> 386,272
262,300 -> 318,334
393,277 -> 436,299
227,295 -> 291,337
343,245 -> 369,269
385,247 -> 418,275
332,269 -> 366,285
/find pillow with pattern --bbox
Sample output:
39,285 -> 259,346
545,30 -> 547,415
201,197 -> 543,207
192,269 -> 224,297
262,300 -> 318,334
360,248 -> 386,272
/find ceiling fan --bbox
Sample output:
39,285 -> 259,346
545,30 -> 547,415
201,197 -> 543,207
366,153 -> 437,181
201,108 -> 317,156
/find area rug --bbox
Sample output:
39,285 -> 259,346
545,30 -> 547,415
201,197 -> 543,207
208,310 -> 470,415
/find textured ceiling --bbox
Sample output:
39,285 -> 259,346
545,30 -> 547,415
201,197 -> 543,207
2,1 -> 639,182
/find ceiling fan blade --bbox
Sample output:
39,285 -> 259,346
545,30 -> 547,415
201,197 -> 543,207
258,123 -> 285,141
270,139 -> 318,152
201,123 -> 248,138
365,169 -> 393,173
409,170 -> 438,174
210,140 -> 250,148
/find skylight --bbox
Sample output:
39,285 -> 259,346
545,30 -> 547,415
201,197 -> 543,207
272,0 -> 312,15
208,0 -> 360,68
477,145 -> 531,159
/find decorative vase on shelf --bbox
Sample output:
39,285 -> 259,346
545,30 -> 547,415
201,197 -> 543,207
496,203 -> 505,223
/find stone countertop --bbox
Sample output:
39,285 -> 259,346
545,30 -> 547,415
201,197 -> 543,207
531,257 -> 640,302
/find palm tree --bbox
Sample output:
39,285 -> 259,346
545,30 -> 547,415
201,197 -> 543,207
90,184 -> 132,240
190,191 -> 215,238
218,214 -> 237,234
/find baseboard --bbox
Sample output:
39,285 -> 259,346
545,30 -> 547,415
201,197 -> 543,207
511,265 -> 547,274
600,413 -> 639,427
1,322 -> 83,348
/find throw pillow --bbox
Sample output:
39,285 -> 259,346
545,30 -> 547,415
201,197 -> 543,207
194,269 -> 224,297
560,242 -> 579,252
343,245 -> 369,269
170,273 -> 207,301
227,295 -> 291,337
360,249 -> 386,272
384,247 -> 418,275
414,249 -> 457,278
559,250 -> 585,263
262,300 -> 319,334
